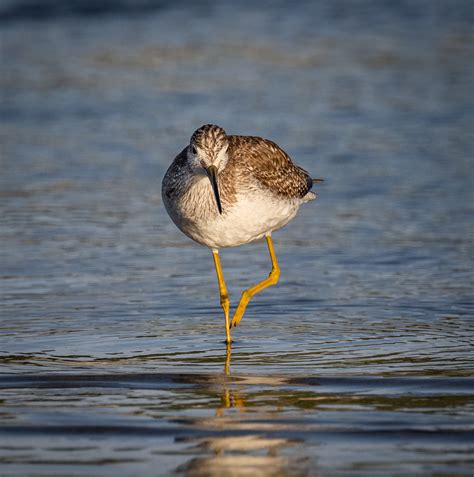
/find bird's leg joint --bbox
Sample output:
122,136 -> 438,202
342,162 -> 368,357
240,289 -> 251,302
267,265 -> 280,285
220,293 -> 230,313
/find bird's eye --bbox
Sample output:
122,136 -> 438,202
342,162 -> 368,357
192,145 -> 197,154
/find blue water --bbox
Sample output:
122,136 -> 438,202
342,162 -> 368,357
1,1 -> 473,476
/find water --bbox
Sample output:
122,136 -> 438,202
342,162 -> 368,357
1,1 -> 473,475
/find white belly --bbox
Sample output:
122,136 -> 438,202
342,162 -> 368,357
171,189 -> 302,249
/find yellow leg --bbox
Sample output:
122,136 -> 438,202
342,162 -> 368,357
212,249 -> 232,344
224,342 -> 231,375
231,234 -> 280,328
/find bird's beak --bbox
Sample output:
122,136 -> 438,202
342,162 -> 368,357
205,165 -> 223,214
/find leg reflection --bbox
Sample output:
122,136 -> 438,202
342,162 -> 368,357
175,347 -> 295,476
216,344 -> 245,415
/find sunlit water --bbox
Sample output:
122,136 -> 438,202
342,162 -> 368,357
1,1 -> 473,476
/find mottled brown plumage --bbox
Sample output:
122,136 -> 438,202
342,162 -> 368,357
191,124 -> 228,157
224,135 -> 313,199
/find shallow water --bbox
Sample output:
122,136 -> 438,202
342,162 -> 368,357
1,1 -> 474,476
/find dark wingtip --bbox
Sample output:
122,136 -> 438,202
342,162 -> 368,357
306,176 -> 324,192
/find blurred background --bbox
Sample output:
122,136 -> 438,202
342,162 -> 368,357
1,1 -> 473,476
1,0 -> 472,362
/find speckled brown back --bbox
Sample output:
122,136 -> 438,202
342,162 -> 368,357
225,135 -> 313,199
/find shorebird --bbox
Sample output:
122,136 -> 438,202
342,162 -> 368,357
162,124 -> 322,344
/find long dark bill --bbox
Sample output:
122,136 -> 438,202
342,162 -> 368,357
206,165 -> 223,214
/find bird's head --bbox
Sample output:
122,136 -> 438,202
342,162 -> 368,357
187,124 -> 229,214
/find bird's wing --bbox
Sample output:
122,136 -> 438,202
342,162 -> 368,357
162,147 -> 188,199
227,136 -> 313,199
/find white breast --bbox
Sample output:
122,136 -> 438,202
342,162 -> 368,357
174,191 -> 302,249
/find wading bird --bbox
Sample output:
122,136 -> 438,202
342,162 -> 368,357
162,124 -> 322,343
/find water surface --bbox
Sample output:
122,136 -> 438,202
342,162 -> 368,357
1,1 -> 473,475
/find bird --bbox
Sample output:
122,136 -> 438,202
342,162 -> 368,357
162,124 -> 322,344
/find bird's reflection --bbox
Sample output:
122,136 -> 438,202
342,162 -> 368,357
217,343 -> 245,415
177,445 -> 291,477
175,344 -> 298,476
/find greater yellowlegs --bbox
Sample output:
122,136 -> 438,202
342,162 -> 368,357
162,124 -> 322,343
